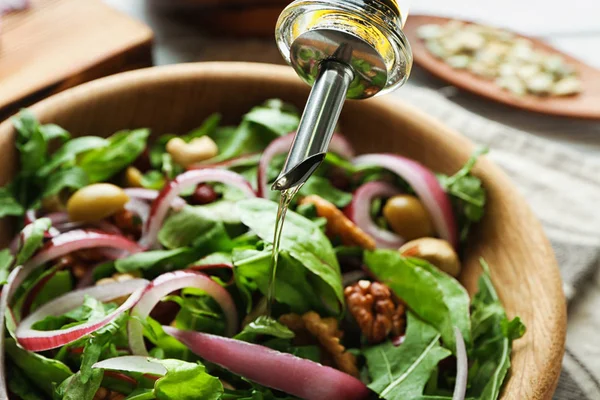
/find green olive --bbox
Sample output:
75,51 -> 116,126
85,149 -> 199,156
67,183 -> 129,222
382,195 -> 434,240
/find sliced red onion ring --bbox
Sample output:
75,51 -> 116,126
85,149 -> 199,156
453,326 -> 468,400
140,169 -> 255,249
345,181 -> 403,248
128,270 -> 238,356
257,133 -> 355,197
124,188 -> 186,211
10,215 -> 58,254
0,0 -> 29,15
187,153 -> 261,170
353,154 -> 458,248
125,198 -> 151,226
93,355 -> 168,376
164,327 -> 370,400
16,279 -> 148,352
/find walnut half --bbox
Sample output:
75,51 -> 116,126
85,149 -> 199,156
344,280 -> 406,344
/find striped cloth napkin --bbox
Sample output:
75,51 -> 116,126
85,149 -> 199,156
396,85 -> 600,399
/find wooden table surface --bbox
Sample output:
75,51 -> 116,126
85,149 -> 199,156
105,0 -> 600,383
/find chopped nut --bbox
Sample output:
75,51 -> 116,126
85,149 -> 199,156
112,209 -> 142,239
298,195 -> 375,250
399,237 -> 461,277
279,311 -> 359,377
344,280 -> 406,344
420,20 -> 582,97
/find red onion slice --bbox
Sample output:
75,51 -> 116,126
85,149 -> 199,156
93,355 -> 168,376
345,181 -> 404,248
140,169 -> 255,249
453,326 -> 468,400
16,279 -> 148,352
128,270 -> 238,356
0,0 -> 29,15
257,133 -> 355,197
353,154 -> 458,248
163,327 -> 370,400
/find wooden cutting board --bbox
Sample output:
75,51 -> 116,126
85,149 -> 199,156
0,0 -> 153,120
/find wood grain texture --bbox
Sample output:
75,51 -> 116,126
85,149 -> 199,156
404,15 -> 600,120
0,0 -> 153,119
0,63 -> 566,399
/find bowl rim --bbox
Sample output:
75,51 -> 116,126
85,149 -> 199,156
0,62 -> 566,399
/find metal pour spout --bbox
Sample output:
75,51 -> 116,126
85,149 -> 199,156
272,60 -> 354,191
272,0 -> 413,192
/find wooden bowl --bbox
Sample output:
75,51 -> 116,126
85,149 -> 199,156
0,63 -> 566,399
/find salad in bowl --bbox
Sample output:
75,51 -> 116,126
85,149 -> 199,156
0,100 -> 524,400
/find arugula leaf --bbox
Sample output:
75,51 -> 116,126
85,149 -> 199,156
167,291 -> 226,335
42,167 -> 89,199
54,369 -> 103,400
234,316 -> 295,342
154,359 -> 223,400
158,205 -> 233,252
364,250 -> 471,350
365,313 -> 451,400
115,248 -> 197,274
33,295 -> 116,331
438,148 -> 488,241
7,363 -> 47,400
237,198 -> 344,315
141,170 -> 167,190
466,260 -> 525,400
38,136 -> 108,177
5,337 -> 73,396
78,129 -> 149,183
0,187 -> 24,218
298,176 -> 352,208
16,217 -> 51,265
0,249 -> 14,284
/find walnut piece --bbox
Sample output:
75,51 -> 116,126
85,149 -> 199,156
298,195 -> 376,250
345,280 -> 406,344
279,311 -> 359,377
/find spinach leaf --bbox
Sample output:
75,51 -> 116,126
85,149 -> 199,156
78,129 -> 149,183
7,363 -> 46,400
115,248 -> 197,273
466,260 -> 525,400
234,316 -> 295,342
438,148 -> 488,242
298,176 -> 352,208
5,337 -> 73,396
154,359 -> 223,400
365,313 -> 451,400
237,198 -> 344,315
158,205 -> 233,252
38,136 -> 108,177
0,249 -> 14,284
234,249 -> 317,313
54,369 -> 103,400
0,187 -> 24,218
42,167 -> 89,198
210,100 -> 300,162
141,170 -> 167,190
184,113 -> 222,140
16,217 -> 51,265
364,250 -> 471,350
13,110 -> 50,174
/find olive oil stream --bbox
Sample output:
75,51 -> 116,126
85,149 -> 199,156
266,185 -> 303,316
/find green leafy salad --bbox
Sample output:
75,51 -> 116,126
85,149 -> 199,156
0,100 -> 524,400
